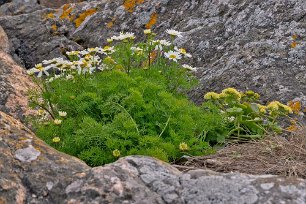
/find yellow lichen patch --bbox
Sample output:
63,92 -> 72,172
123,0 -> 145,13
51,24 -> 57,31
145,12 -> 158,29
292,34 -> 298,40
74,8 -> 97,28
60,4 -> 74,20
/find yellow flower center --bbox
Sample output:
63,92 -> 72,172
169,54 -> 177,59
179,48 -> 186,54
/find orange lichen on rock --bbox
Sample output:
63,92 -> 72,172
60,4 -> 74,20
291,41 -> 297,48
74,8 -> 97,28
288,101 -> 301,114
145,12 -> 158,29
123,0 -> 145,12
51,24 -> 57,31
46,12 -> 56,19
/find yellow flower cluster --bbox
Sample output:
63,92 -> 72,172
221,88 -> 242,99
244,90 -> 260,99
267,101 -> 293,113
112,149 -> 120,157
52,137 -> 60,143
179,142 -> 189,151
257,104 -> 267,113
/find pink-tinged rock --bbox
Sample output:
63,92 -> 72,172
0,50 -> 36,121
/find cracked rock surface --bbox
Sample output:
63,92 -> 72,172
1,110 -> 306,203
1,0 -> 306,104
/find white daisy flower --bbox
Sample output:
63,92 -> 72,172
112,32 -> 135,41
166,29 -> 182,37
131,47 -> 143,55
160,40 -> 171,46
79,50 -> 89,55
66,51 -> 80,56
31,63 -> 51,77
182,64 -> 197,72
102,46 -> 115,54
87,47 -> 100,53
164,51 -> 182,62
175,47 -> 192,58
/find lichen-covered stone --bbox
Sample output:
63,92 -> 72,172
1,110 -> 306,203
1,0 -> 306,105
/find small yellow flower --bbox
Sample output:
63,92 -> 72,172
37,109 -> 45,116
267,101 -> 280,111
204,92 -> 220,100
112,149 -> 120,157
144,29 -> 151,34
54,119 -> 62,125
257,104 -> 267,113
107,38 -> 113,43
102,46 -> 115,53
279,104 -> 293,114
59,111 -> 67,117
104,56 -> 116,64
52,137 -> 60,143
179,48 -> 187,54
179,142 -> 189,151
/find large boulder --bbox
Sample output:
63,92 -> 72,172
1,0 -> 306,104
1,110 -> 306,203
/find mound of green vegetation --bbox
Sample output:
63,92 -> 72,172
27,29 -> 292,166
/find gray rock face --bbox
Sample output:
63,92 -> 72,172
1,110 -> 306,203
1,0 -> 306,104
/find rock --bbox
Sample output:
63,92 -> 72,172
0,0 -> 43,16
0,50 -> 35,121
1,110 -> 306,203
1,0 -> 306,105
0,25 -> 9,52
39,0 -> 85,8
0,0 -> 11,6
0,8 -> 83,68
